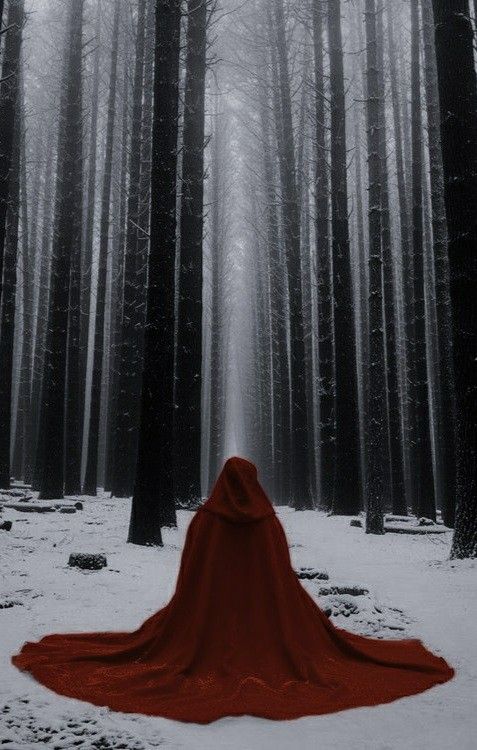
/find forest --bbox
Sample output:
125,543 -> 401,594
0,0 -> 476,553
1,1 -> 477,747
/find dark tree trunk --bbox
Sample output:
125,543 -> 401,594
422,0 -> 457,528
129,0 -> 182,544
258,54 -> 290,506
313,0 -> 335,511
104,55 -> 129,494
364,0 -> 385,535
328,0 -> 362,515
352,2 -> 368,504
112,0 -> 147,498
174,0 -> 207,505
268,18 -> 292,505
18,128 -> 43,484
387,0 -> 412,512
31,133 -> 55,491
12,93 -> 30,481
208,90 -> 224,492
63,1 -> 85,497
80,1 -> 101,462
432,1 -> 477,558
136,0 -> 155,334
83,0 -> 121,496
39,0 -> 84,500
273,0 -> 312,509
0,92 -> 21,489
0,0 -> 24,313
297,53 -> 316,504
410,0 -> 436,520
376,3 -> 405,515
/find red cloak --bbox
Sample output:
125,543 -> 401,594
11,456 -> 454,723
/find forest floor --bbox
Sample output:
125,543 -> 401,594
1,493 -> 475,750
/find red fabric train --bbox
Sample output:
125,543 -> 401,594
11,456 -> 454,723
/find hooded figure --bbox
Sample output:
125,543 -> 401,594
11,456 -> 454,723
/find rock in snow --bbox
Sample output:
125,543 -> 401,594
68,553 -> 108,570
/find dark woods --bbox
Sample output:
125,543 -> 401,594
0,0 -> 475,556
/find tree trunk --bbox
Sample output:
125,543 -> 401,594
328,0 -> 362,515
0,91 -> 21,489
387,0 -> 412,512
364,0 -> 385,534
38,0 -> 84,500
410,0 -> 436,520
12,89 -> 30,481
129,0 -> 182,544
268,17 -> 292,504
83,0 -> 120,495
208,88 -> 224,492
31,132 -> 55,491
174,0 -> 207,505
421,0 -> 457,528
111,0 -> 147,498
0,0 -> 24,313
104,52 -> 129,494
432,1 -> 477,558
313,0 -> 334,510
272,0 -> 312,509
376,2 -> 405,514
80,0 -> 101,465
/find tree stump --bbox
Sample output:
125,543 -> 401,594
68,553 -> 107,570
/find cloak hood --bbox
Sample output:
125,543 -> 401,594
201,456 -> 275,524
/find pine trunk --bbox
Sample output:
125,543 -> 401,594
410,0 -> 436,520
432,1 -> 477,558
0,0 -> 24,312
83,0 -> 121,495
421,0 -> 457,527
39,0 -> 84,500
313,0 -> 335,510
273,0 -> 311,509
130,0 -> 182,543
364,0 -> 385,534
0,92 -> 21,489
174,0 -> 207,505
111,0 -> 147,498
328,0 -> 362,515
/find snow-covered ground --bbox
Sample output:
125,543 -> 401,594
1,494 -> 475,749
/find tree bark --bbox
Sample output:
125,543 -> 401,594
0,0 -> 24,314
313,0 -> 335,510
83,0 -> 121,495
129,0 -> 182,544
174,0 -> 207,505
0,87 -> 21,489
410,0 -> 436,520
364,0 -> 385,534
328,0 -> 362,515
421,0 -> 457,527
80,0 -> 101,465
272,0 -> 312,508
111,0 -> 147,498
432,1 -> 477,558
39,0 -> 84,500
104,50 -> 129,494
376,2 -> 405,514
